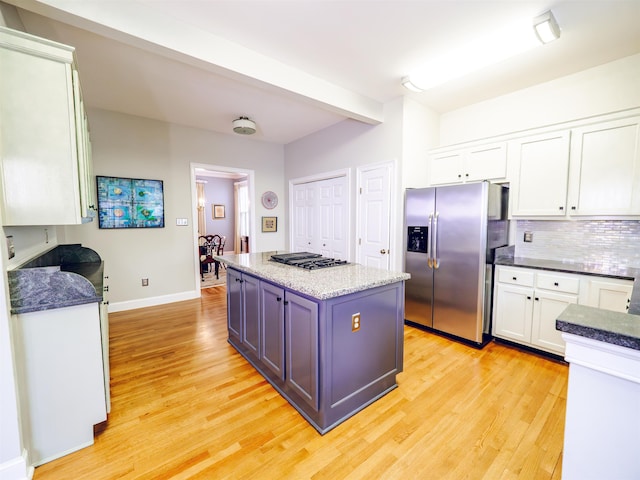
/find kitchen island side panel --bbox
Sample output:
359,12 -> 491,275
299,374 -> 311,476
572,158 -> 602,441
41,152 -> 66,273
224,263 -> 405,434
318,281 -> 405,430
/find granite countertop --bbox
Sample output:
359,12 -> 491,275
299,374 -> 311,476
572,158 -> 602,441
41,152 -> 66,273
215,251 -> 410,300
8,244 -> 104,315
494,246 -> 640,315
556,304 -> 640,351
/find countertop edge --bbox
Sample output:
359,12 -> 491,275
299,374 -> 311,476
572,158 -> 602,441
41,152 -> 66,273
216,254 -> 410,300
556,304 -> 640,351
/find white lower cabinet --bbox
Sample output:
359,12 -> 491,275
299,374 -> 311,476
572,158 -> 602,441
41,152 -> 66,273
584,277 -> 633,312
493,267 -> 578,355
494,266 -> 635,355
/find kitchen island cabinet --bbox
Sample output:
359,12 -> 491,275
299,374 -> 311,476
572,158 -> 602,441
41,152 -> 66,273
219,253 -> 408,434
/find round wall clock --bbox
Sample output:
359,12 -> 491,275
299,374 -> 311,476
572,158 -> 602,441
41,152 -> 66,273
261,191 -> 278,209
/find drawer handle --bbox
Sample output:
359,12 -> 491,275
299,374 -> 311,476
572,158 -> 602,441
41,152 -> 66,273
284,300 -> 289,305
535,297 -> 539,301
527,296 -> 532,300
554,282 -> 559,286
559,206 -> 564,211
512,276 -> 517,281
276,297 -> 282,302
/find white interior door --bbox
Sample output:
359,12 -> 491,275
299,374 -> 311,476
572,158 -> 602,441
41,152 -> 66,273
318,177 -> 347,259
292,183 -> 315,252
357,163 -> 392,270
291,174 -> 348,259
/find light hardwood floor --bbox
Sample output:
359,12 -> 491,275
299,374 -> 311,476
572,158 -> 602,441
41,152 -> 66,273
34,286 -> 568,479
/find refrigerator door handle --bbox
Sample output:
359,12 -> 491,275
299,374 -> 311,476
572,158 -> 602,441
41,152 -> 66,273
433,212 -> 440,269
427,213 -> 433,268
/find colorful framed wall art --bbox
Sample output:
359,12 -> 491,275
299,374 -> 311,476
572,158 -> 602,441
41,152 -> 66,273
96,176 -> 165,229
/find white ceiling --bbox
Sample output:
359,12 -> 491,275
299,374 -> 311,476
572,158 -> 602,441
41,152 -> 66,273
7,0 -> 640,144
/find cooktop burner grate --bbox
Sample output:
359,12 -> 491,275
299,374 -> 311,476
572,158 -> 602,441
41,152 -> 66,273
270,252 -> 349,270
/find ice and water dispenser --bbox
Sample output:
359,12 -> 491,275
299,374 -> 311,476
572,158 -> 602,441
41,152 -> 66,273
406,226 -> 428,254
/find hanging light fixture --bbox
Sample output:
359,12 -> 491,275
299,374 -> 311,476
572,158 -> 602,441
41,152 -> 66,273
232,116 -> 256,135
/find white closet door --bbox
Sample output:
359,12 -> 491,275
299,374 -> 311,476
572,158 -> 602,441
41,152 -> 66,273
292,183 -> 316,252
318,177 -> 348,260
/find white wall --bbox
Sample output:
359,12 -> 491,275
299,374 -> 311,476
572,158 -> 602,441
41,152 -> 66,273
62,108 -> 286,309
439,53 -> 640,146
284,97 -> 440,270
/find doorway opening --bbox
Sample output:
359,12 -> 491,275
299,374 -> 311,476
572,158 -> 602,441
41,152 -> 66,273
191,163 -> 255,290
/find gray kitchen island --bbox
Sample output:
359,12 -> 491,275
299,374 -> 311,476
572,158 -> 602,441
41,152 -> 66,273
215,252 -> 410,434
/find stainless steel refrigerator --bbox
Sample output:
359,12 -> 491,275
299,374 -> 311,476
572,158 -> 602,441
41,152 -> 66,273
404,182 -> 508,345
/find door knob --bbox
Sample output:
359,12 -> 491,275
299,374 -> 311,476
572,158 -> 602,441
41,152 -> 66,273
380,249 -> 387,254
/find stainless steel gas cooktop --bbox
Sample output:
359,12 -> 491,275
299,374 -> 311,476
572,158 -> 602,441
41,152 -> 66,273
270,252 -> 349,270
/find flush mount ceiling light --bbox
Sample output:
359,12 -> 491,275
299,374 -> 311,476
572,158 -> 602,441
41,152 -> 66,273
232,116 -> 256,135
533,10 -> 561,44
402,10 -> 561,93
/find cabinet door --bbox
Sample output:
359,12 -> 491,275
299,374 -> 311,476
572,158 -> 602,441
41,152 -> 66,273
493,283 -> 533,343
0,29 -> 91,226
285,291 -> 319,410
242,273 -> 260,359
226,269 -> 243,343
260,281 -> 285,380
585,278 -> 633,313
465,142 -> 507,182
531,290 -> 577,354
429,151 -> 463,185
567,116 -> 640,216
510,131 -> 571,216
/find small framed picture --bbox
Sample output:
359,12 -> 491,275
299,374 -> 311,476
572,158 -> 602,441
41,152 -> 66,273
262,216 -> 277,232
213,204 -> 225,219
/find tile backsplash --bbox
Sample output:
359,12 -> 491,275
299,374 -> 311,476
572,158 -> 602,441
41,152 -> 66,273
515,220 -> 640,268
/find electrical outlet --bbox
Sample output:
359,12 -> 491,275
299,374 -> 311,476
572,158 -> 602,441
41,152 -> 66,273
351,313 -> 361,332
142,278 -> 149,286
524,231 -> 533,243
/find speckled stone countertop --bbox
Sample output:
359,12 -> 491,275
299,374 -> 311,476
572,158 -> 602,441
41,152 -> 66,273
8,244 -> 103,315
556,304 -> 640,351
215,252 -> 410,300
494,245 -> 640,315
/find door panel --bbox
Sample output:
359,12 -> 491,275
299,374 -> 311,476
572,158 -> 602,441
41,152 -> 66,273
403,188 -> 434,327
432,183 -> 486,342
358,163 -> 392,269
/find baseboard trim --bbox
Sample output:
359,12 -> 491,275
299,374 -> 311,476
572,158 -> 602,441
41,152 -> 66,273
0,449 -> 32,480
108,290 -> 200,313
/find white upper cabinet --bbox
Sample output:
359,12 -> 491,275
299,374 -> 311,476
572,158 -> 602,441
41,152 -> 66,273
509,131 -> 571,217
0,27 -> 94,226
509,114 -> 640,219
566,116 -> 640,216
429,142 -> 507,186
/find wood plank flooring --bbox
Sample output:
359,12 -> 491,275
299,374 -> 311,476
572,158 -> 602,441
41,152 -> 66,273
34,286 -> 568,479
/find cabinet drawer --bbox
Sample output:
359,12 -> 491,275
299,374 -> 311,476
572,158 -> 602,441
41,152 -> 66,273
536,272 -> 580,294
497,267 -> 534,287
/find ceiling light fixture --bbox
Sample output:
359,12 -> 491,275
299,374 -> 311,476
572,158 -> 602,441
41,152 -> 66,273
533,10 -> 561,44
401,76 -> 424,93
402,10 -> 561,93
232,116 -> 256,135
